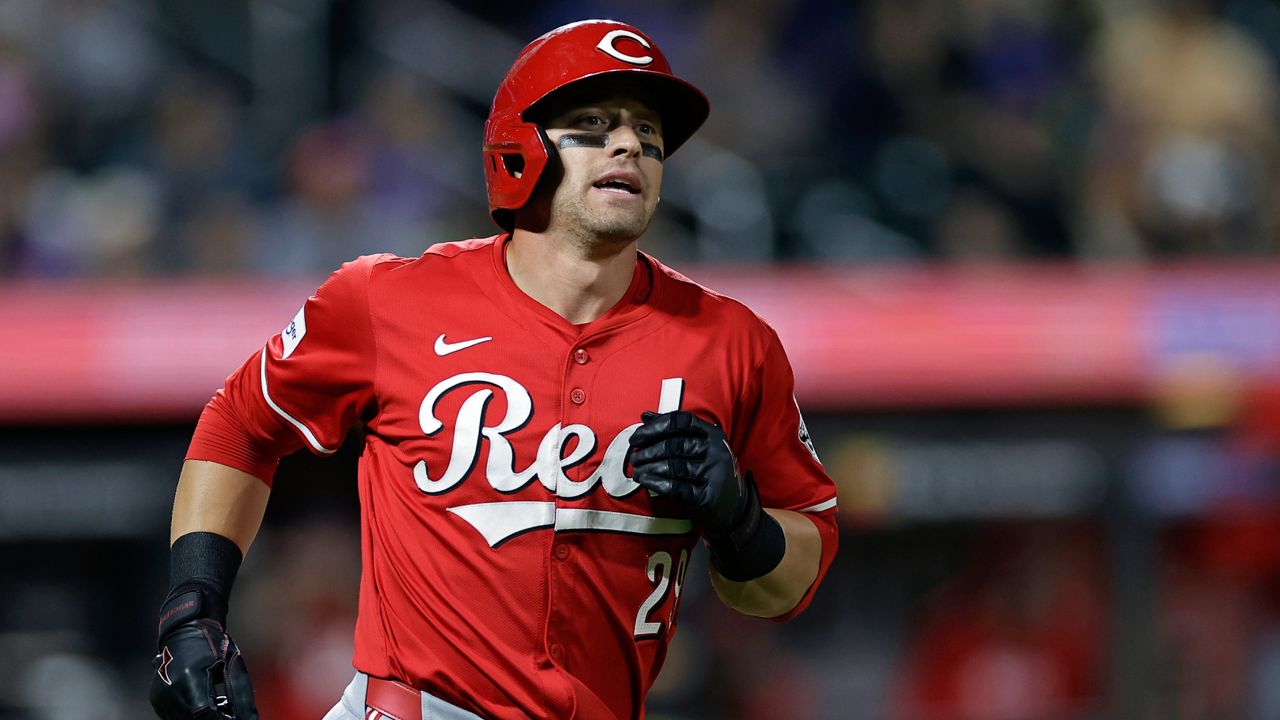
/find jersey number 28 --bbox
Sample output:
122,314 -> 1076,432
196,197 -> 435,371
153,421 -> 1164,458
633,548 -> 690,638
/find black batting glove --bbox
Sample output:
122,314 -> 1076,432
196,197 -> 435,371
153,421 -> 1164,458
150,599 -> 258,720
150,532 -> 258,720
629,411 -> 750,535
629,411 -> 784,580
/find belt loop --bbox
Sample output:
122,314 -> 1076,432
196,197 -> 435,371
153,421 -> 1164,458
343,673 -> 369,717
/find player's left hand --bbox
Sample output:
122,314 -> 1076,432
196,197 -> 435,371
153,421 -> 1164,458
149,618 -> 258,720
629,411 -> 757,538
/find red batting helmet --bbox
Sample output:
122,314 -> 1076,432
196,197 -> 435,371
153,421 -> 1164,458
483,19 -> 710,229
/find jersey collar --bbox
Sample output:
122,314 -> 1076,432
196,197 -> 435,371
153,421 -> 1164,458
486,233 -> 661,342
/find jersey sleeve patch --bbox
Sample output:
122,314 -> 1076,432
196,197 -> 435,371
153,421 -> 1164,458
795,396 -> 821,465
280,305 -> 307,360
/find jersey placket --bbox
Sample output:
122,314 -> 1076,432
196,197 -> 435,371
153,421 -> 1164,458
545,335 -> 597,669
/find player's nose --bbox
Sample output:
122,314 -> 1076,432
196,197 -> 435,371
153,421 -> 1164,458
608,125 -> 643,159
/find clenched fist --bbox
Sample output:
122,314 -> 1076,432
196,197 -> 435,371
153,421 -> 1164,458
628,411 -> 757,540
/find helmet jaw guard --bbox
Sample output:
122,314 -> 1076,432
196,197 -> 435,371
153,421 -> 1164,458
483,119 -> 554,229
483,19 -> 710,230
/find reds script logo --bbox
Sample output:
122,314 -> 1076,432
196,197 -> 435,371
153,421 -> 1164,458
415,373 -> 690,546
596,29 -> 654,66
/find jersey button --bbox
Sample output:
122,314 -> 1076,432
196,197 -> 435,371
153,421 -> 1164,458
549,643 -> 564,660
570,388 -> 586,405
554,544 -> 570,561
573,348 -> 589,364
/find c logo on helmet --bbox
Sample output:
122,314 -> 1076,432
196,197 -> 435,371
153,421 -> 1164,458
596,29 -> 654,66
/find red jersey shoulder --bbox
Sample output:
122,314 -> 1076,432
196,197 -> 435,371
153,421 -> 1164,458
354,237 -> 500,294
347,238 -> 496,279
647,254 -> 778,354
344,252 -> 413,273
422,235 -> 502,259
325,252 -> 415,290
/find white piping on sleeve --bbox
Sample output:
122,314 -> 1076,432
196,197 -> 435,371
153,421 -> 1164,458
259,347 -> 337,454
799,497 -> 838,513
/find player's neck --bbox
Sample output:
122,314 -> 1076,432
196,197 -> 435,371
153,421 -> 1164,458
506,229 -> 638,325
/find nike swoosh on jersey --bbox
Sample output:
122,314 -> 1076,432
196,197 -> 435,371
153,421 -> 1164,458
434,334 -> 493,356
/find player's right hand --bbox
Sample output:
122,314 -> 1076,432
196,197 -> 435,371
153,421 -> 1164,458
628,410 -> 752,536
149,618 -> 258,720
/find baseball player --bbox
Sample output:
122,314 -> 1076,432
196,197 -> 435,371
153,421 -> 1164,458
149,19 -> 838,720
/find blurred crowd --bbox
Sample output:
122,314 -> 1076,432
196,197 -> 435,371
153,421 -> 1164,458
3,0 -> 1280,279
5,1 -> 1280,719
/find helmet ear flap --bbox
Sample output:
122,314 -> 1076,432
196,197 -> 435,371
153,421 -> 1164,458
498,153 -> 525,179
529,124 -> 559,185
483,120 -> 557,229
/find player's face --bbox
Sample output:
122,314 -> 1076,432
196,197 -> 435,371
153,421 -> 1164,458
540,95 -> 665,244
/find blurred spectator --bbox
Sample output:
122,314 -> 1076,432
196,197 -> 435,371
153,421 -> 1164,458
816,0 -> 1080,262
237,519 -> 361,720
698,597 -> 822,720
1135,364 -> 1280,719
1150,526 -> 1260,719
31,0 -> 161,170
255,67 -> 481,275
134,70 -> 260,274
1224,381 -> 1280,719
356,68 -> 482,250
7,0 -> 1280,275
934,186 -> 1024,263
891,524 -> 1105,720
22,164 -> 162,277
19,652 -> 126,720
1081,0 -> 1280,259
173,192 -> 261,275
256,119 -> 379,274
695,0 -> 821,166
685,0 -> 818,260
0,43 -> 43,276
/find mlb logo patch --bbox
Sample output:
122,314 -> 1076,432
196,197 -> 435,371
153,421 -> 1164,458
795,396 -> 820,464
281,306 -> 307,359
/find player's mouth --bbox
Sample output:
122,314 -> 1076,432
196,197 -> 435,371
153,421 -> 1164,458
591,170 -> 642,197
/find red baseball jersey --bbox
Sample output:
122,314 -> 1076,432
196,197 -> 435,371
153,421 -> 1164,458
188,235 -> 839,720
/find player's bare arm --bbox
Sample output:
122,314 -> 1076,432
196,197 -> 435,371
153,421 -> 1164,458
170,459 -> 270,552
708,508 -> 823,618
151,460 -> 268,719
